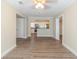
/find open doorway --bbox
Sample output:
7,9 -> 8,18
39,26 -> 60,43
16,14 -> 28,46
30,20 -> 50,39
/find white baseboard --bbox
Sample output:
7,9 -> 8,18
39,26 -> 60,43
16,36 -> 27,39
28,35 -> 53,37
62,42 -> 77,56
16,37 -> 27,39
1,44 -> 16,58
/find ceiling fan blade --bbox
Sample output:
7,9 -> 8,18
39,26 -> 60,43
46,0 -> 58,3
31,4 -> 50,9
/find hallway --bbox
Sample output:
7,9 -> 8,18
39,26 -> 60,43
2,37 -> 76,59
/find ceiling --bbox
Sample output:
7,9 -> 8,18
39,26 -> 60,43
7,0 -> 74,17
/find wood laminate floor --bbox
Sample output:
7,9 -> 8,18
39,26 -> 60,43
2,37 -> 76,59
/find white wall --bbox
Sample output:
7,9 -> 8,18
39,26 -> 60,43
28,17 -> 53,37
1,0 -> 16,57
16,17 -> 28,38
62,2 -> 77,56
56,17 -> 60,40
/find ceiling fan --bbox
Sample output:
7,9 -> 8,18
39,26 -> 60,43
33,0 -> 45,9
33,0 -> 57,9
18,0 -> 57,9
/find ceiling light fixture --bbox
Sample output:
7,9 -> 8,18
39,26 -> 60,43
33,0 -> 46,9
33,0 -> 46,4
35,3 -> 44,9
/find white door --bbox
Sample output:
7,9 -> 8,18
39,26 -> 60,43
16,18 -> 26,38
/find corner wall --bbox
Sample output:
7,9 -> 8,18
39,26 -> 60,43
62,2 -> 77,56
1,0 -> 16,57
